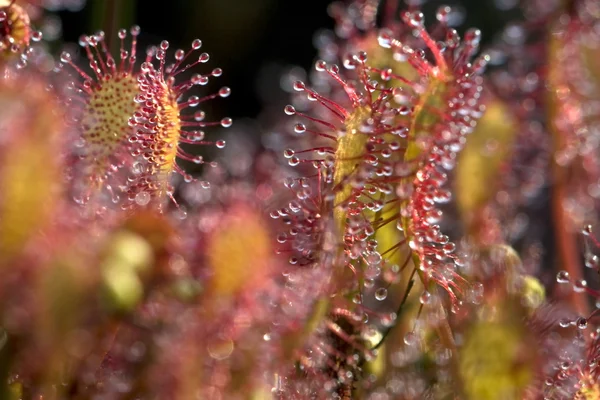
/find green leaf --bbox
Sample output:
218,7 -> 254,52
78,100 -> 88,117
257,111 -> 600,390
455,99 -> 518,226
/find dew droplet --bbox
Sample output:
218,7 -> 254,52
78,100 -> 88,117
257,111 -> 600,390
375,287 -> 388,301
366,252 -> 382,266
283,177 -> 295,188
403,10 -> 424,28
573,279 -> 587,293
436,5 -> 451,22
190,112 -> 205,123
219,87 -> 231,98
283,149 -> 295,158
187,95 -> 200,107
556,270 -> 571,284
404,332 -> 417,346
284,105 -> 296,115
207,338 -> 234,360
135,191 -> 151,206
198,52 -> 210,62
192,74 -> 209,85
558,318 -> 571,328
585,254 -> 599,269
464,28 -> 482,47
293,81 -> 306,91
294,123 -> 306,134
378,30 -> 393,48
60,51 -> 72,63
31,31 -> 43,42
381,312 -> 397,327
174,208 -> 188,220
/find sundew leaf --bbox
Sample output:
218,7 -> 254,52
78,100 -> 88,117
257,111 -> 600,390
455,98 -> 518,228
405,78 -> 449,163
206,205 -> 273,297
0,74 -> 64,260
457,248 -> 539,400
0,139 -> 59,257
459,317 -> 534,400
332,105 -> 371,232
356,33 -> 420,91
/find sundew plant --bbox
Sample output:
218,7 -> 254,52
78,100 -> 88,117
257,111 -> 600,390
1,0 -> 600,398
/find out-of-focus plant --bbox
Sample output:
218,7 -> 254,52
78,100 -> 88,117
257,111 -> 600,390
2,0 -> 600,398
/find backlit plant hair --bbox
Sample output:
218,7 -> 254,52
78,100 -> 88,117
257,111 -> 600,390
59,26 -> 231,209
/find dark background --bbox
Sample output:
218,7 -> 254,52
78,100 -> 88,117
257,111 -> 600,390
56,0 -> 516,122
